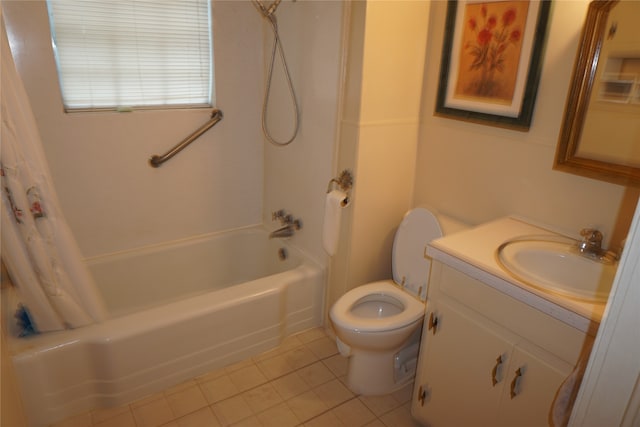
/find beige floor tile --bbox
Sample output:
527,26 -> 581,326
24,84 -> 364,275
331,398 -> 376,427
228,364 -> 268,392
282,346 -> 318,370
270,371 -> 310,400
379,402 -> 422,427
278,334 -> 304,353
229,415 -> 263,427
131,396 -> 175,427
286,389 -> 328,422
304,410 -> 346,427
297,361 -> 335,388
90,404 -> 130,425
313,379 -> 354,409
304,336 -> 338,359
321,354 -> 348,377
241,382 -> 284,413
256,353 -> 296,380
93,410 -> 137,427
256,402 -> 300,427
173,406 -> 221,427
363,420 -> 387,427
199,374 -> 241,404
212,395 -> 253,426
165,383 -> 209,418
359,394 -> 402,417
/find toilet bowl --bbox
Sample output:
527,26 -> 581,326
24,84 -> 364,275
330,207 -> 449,395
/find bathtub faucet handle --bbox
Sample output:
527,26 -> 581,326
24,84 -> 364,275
269,210 -> 303,239
272,210 -> 286,221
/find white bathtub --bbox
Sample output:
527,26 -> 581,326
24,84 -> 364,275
8,226 -> 325,427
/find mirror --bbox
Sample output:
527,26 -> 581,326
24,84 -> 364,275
555,0 -> 640,187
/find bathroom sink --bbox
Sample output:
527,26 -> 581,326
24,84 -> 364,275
496,235 -> 617,303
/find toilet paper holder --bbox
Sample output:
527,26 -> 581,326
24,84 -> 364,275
326,169 -> 353,204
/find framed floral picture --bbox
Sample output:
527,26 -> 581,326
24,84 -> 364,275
435,0 -> 551,130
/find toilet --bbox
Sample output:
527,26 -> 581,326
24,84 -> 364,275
330,207 -> 450,395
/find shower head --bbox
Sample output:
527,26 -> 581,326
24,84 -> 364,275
253,0 -> 282,18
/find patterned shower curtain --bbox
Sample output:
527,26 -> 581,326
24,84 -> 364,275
1,19 -> 107,332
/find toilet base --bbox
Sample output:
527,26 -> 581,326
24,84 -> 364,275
346,348 -> 415,395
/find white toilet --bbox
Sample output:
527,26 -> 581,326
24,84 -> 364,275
330,207 -> 447,395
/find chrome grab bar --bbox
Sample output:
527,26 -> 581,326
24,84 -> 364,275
149,109 -> 223,168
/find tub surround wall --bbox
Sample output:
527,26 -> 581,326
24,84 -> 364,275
262,1 -> 344,264
413,1 -> 632,247
329,1 -> 432,310
4,0 -> 342,268
2,1 -> 258,258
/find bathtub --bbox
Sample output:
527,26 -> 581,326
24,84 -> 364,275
8,226 -> 325,427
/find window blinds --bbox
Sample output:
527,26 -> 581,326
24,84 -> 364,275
47,0 -> 213,111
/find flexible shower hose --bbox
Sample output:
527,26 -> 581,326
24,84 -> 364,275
261,14 -> 300,146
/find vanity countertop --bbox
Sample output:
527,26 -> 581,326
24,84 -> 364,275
427,217 -> 607,334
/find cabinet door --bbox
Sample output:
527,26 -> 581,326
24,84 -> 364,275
413,300 -> 512,427
497,344 -> 573,427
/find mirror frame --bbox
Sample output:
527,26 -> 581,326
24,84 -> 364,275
554,0 -> 640,187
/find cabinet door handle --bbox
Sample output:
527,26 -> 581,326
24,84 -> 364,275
510,367 -> 523,399
491,355 -> 503,386
428,312 -> 438,335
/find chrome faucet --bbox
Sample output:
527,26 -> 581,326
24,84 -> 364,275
577,228 -> 618,263
269,210 -> 302,239
578,228 -> 603,254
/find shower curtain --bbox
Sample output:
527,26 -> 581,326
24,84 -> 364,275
1,19 -> 107,332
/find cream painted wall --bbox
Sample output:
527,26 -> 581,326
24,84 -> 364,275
413,1 -> 629,245
328,1 -> 431,310
3,1 -> 265,258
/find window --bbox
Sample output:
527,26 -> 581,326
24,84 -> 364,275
46,0 -> 214,111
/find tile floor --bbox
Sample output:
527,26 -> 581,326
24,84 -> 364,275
51,327 -> 422,427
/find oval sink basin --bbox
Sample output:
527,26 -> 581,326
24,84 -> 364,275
496,235 -> 617,303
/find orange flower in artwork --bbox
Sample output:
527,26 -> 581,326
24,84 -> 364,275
456,2 -> 528,102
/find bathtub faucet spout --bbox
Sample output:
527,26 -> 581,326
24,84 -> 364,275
269,210 -> 302,239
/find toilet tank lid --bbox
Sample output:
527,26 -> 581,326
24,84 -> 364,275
392,208 -> 443,302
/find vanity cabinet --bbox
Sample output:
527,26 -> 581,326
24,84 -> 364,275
412,262 -> 589,427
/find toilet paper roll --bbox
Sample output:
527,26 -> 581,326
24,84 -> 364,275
323,190 -> 349,256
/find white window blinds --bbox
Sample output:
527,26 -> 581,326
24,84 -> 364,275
47,0 -> 213,111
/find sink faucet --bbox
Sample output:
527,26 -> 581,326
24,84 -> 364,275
269,210 -> 302,239
578,228 -> 603,254
577,228 -> 618,263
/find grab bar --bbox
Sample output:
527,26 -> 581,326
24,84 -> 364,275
149,109 -> 223,168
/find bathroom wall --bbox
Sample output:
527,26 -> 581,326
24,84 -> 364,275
3,1 -> 342,265
328,1 -> 432,309
413,0 -> 631,245
3,1 -> 264,258
261,0 -> 345,264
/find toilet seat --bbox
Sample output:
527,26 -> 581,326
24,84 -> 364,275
330,281 -> 425,333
